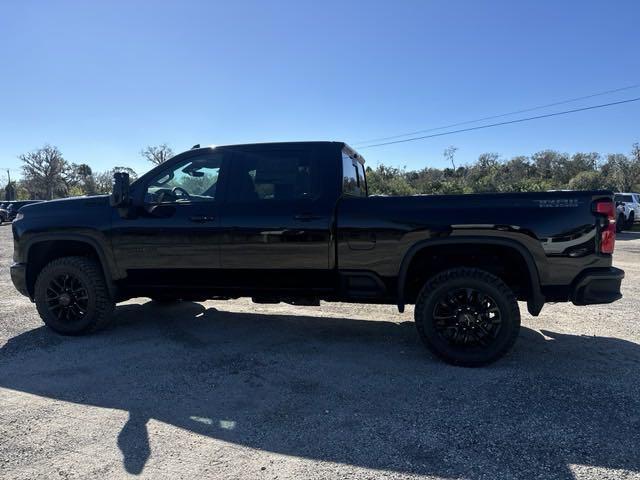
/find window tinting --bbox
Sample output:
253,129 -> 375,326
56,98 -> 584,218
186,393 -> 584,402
615,194 -> 633,202
230,150 -> 318,202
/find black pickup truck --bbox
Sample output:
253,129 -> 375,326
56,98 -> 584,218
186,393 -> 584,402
10,141 -> 624,365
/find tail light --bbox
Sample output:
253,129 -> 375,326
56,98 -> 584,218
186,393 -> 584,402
594,200 -> 616,254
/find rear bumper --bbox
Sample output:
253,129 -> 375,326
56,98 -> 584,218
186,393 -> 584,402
570,267 -> 624,306
10,262 -> 29,298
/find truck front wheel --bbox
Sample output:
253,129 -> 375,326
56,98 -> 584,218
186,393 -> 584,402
34,256 -> 115,335
414,268 -> 520,367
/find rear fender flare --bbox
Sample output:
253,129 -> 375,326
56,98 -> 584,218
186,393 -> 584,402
396,236 -> 545,315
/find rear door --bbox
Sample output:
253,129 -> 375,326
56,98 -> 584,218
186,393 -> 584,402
218,145 -> 334,291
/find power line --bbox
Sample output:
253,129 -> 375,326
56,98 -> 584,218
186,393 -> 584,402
353,83 -> 640,146
358,96 -> 640,149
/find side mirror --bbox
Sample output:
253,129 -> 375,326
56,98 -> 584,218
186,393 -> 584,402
110,172 -> 131,207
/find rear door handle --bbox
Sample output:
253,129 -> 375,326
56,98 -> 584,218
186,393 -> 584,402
189,215 -> 216,223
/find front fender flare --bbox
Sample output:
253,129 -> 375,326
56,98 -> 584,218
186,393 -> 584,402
22,233 -> 122,298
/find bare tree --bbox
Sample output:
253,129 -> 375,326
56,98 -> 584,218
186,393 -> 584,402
140,144 -> 174,166
443,146 -> 458,170
19,145 -> 70,199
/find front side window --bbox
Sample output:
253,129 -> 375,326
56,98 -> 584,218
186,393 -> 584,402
229,150 -> 319,203
145,154 -> 222,204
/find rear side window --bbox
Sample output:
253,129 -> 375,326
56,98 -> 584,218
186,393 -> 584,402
616,194 -> 633,202
342,151 -> 366,197
229,149 -> 319,203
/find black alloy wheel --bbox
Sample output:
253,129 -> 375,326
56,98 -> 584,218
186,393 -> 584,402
415,268 -> 520,366
45,273 -> 90,323
35,256 -> 114,335
432,287 -> 502,347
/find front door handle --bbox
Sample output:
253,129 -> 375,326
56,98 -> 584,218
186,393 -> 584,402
189,215 -> 216,223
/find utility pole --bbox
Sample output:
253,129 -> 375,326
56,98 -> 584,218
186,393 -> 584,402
5,169 -> 14,201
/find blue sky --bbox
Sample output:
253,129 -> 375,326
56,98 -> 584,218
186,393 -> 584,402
0,0 -> 639,180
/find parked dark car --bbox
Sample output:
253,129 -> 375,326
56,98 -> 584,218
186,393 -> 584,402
10,142 -> 624,366
0,203 -> 6,223
5,200 -> 43,222
0,201 -> 16,224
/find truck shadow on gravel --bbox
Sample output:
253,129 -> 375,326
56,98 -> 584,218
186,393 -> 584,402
1,301 -> 639,478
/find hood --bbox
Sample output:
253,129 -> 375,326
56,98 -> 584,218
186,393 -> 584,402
19,195 -> 110,216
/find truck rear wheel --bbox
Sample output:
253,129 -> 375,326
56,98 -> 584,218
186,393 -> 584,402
414,268 -> 520,367
34,256 -> 114,335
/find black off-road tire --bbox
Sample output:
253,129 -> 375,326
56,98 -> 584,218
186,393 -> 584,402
414,267 -> 520,367
34,256 -> 115,335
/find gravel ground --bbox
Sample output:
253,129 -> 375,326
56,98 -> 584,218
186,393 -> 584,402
1,223 -> 639,480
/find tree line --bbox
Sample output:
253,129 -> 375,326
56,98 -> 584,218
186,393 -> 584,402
3,144 -> 174,200
3,142 -> 640,200
366,143 -> 640,196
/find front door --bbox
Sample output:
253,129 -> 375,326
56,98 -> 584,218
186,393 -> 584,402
111,150 -> 228,289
